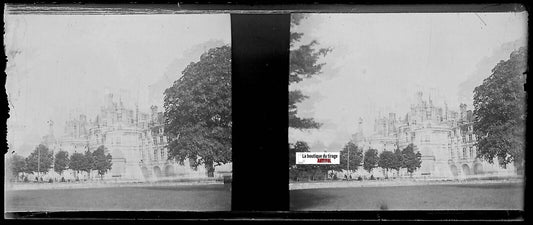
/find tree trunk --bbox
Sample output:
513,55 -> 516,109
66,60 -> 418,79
205,161 -> 215,178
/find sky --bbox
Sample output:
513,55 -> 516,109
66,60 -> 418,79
5,14 -> 231,156
289,12 -> 528,152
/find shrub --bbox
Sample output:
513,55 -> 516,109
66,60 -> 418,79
357,176 -> 362,181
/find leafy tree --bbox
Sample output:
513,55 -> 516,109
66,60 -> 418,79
8,154 -> 26,181
82,149 -> 95,179
340,141 -> 363,173
288,141 -> 338,181
54,150 -> 70,176
164,45 -> 231,177
289,14 -> 331,130
391,148 -> 404,177
92,145 -> 113,179
289,141 -> 312,180
363,149 -> 379,174
69,152 -> 85,180
25,144 -> 53,176
473,47 -> 527,172
289,141 -> 310,167
288,15 -> 332,180
378,151 -> 395,178
401,144 -> 422,177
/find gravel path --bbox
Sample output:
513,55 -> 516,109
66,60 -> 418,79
289,177 -> 523,190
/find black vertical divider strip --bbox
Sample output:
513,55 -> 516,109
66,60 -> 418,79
231,14 -> 290,211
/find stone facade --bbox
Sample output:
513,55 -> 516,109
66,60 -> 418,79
39,93 -> 231,181
353,91 -> 516,178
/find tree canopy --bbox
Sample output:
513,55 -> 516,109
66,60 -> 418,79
69,152 -> 85,176
288,140 -> 340,181
378,150 -> 395,178
8,154 -> 26,180
81,149 -> 94,177
289,14 -> 331,130
401,144 -> 422,176
289,141 -> 310,167
363,149 -> 379,173
391,148 -> 404,175
473,47 -> 527,171
25,144 -> 53,174
164,45 -> 231,177
340,141 -> 363,173
54,150 -> 70,175
93,145 -> 113,179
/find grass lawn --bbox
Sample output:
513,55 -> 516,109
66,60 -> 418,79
5,184 -> 231,211
290,182 -> 523,210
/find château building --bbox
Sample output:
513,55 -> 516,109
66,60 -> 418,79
353,91 -> 516,178
39,93 -> 231,181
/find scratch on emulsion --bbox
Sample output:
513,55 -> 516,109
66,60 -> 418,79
475,13 -> 487,26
